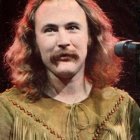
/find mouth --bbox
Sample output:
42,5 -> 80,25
58,54 -> 75,61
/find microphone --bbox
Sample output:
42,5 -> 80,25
114,40 -> 140,57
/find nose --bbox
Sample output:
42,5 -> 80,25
57,29 -> 70,49
58,43 -> 70,49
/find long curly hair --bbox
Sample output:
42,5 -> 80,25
5,0 -> 122,100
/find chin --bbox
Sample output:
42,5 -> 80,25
55,63 -> 76,76
57,71 -> 75,79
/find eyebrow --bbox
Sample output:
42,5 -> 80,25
66,22 -> 80,26
41,22 -> 81,31
66,22 -> 80,27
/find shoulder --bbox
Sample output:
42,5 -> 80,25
0,87 -> 23,98
0,88 -> 20,134
103,87 -> 140,113
0,87 -> 21,111
91,86 -> 140,111
0,87 -> 30,114
93,86 -> 135,101
92,86 -> 131,100
0,87 -> 30,104
108,86 -> 139,105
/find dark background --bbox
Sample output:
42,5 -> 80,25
0,0 -> 140,105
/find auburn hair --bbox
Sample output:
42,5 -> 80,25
5,0 -> 122,100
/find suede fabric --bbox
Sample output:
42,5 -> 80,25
0,87 -> 140,140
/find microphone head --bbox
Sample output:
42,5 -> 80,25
114,40 -> 136,57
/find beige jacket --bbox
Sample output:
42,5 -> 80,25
0,87 -> 140,140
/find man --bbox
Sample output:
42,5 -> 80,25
0,0 -> 140,139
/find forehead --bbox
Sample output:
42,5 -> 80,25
35,0 -> 87,24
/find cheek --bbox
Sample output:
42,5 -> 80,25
71,34 -> 88,53
36,34 -> 56,51
79,40 -> 88,59
35,39 -> 51,62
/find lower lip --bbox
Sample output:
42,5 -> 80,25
58,56 -> 74,61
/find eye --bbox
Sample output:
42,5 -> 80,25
43,27 -> 58,33
67,25 -> 79,31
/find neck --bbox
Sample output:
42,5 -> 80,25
45,71 -> 92,104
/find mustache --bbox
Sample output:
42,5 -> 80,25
50,50 -> 79,64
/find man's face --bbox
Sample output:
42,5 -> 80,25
35,0 -> 89,79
